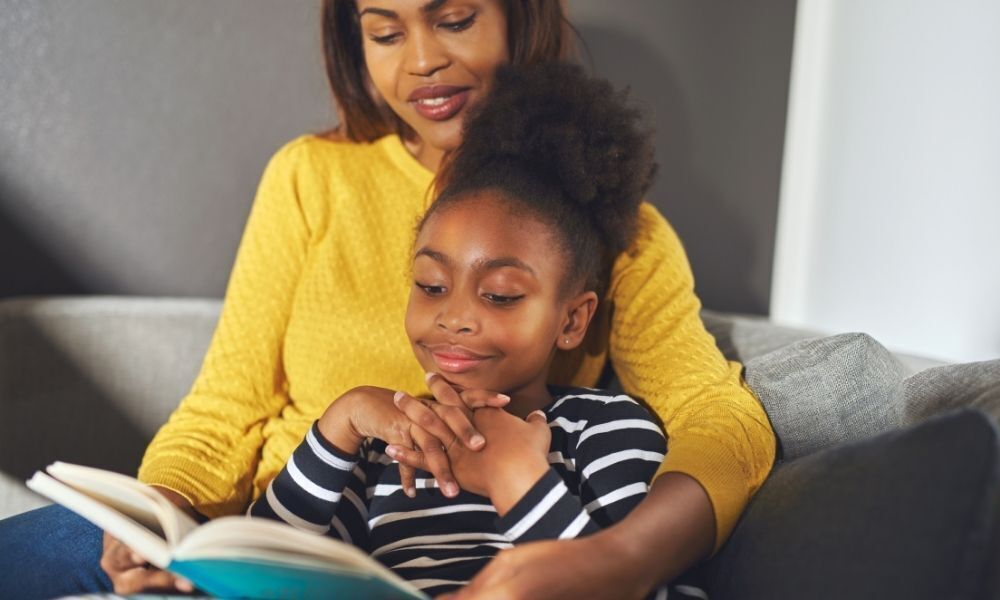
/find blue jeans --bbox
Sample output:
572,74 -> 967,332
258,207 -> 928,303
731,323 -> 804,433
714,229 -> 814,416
0,504 -> 112,599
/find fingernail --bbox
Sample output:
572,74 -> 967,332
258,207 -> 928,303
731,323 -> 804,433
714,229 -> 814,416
496,394 -> 510,403
445,482 -> 459,497
406,487 -> 416,498
130,552 -> 144,564
176,579 -> 194,592
529,410 -> 547,421
425,372 -> 436,382
393,391 -> 404,404
385,445 -> 399,458
470,434 -> 485,448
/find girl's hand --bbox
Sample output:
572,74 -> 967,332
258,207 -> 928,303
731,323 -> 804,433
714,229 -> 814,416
389,406 -> 551,508
390,373 -> 511,493
100,486 -> 196,595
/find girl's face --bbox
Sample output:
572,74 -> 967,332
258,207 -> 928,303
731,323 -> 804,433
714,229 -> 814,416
405,194 -> 594,407
357,0 -> 509,158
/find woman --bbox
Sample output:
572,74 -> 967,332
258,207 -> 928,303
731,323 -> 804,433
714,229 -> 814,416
0,1 -> 775,598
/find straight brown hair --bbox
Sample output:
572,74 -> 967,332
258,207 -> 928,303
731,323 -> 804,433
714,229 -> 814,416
320,0 -> 578,143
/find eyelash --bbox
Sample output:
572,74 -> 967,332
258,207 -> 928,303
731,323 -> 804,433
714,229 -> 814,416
368,13 -> 477,45
416,284 -> 524,306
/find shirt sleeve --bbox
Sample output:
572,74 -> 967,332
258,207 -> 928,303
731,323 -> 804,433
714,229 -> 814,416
249,422 -> 370,546
137,138 -> 313,518
495,398 -> 666,544
608,203 -> 778,550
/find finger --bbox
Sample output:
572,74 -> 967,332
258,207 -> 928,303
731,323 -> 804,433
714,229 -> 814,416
392,429 -> 418,498
424,372 -> 465,406
113,566 -> 182,595
411,426 -> 460,498
458,388 -> 511,409
434,403 -> 486,450
102,535 -> 144,572
525,409 -> 548,425
394,391 -> 462,448
386,444 -> 429,473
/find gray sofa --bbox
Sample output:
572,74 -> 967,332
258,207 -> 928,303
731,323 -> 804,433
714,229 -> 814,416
1,296 -> 998,599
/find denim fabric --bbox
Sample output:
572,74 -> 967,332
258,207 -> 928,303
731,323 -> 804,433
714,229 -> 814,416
0,504 -> 112,599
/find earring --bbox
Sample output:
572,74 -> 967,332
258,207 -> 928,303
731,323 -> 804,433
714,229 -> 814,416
564,338 -> 571,345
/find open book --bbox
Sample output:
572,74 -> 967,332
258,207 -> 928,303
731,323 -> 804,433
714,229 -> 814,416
27,462 -> 428,600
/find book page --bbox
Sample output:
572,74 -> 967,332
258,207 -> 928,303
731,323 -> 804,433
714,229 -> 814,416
46,461 -> 198,545
26,471 -> 172,568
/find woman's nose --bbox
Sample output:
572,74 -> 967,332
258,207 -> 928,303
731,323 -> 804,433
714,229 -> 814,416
403,27 -> 450,77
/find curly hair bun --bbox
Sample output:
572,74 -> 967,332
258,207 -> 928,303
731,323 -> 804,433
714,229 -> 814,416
443,62 -> 657,258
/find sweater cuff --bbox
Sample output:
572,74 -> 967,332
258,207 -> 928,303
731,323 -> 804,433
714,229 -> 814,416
495,469 -> 597,544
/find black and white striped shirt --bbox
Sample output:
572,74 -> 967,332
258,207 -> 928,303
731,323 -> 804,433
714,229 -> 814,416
249,386 -> 707,599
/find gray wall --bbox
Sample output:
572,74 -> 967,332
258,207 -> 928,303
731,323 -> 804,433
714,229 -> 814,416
0,0 -> 795,315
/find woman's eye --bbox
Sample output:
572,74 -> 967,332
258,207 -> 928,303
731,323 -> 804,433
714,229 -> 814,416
439,13 -> 476,33
417,283 -> 446,296
483,293 -> 524,306
368,31 -> 402,45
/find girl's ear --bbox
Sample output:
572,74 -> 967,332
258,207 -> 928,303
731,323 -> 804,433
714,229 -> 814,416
558,291 -> 599,351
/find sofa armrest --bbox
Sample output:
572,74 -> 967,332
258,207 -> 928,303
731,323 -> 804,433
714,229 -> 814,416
701,408 -> 1000,600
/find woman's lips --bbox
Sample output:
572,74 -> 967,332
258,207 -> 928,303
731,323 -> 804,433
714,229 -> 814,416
408,87 -> 471,122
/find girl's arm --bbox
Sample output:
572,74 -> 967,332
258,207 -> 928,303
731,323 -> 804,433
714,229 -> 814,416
249,421 -> 370,546
606,203 -> 777,551
138,138 -> 314,518
492,397 -> 666,545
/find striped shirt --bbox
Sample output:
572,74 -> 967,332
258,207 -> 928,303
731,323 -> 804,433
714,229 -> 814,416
249,387 -> 707,599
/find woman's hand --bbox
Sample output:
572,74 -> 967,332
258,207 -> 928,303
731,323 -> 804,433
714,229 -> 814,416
100,486 -> 196,595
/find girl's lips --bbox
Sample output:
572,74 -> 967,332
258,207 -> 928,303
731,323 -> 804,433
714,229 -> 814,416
424,345 -> 493,374
409,89 -> 471,122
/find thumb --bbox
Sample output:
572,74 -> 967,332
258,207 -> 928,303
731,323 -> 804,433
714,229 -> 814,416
525,410 -> 547,425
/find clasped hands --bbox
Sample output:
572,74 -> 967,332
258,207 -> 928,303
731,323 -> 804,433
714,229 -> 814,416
318,373 -> 551,505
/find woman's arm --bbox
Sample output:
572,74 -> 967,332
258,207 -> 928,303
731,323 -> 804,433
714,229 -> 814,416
443,472 -> 714,600
607,203 -> 777,551
137,138 -> 314,518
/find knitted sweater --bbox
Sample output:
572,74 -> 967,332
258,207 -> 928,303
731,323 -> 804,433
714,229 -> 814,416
137,133 -> 776,550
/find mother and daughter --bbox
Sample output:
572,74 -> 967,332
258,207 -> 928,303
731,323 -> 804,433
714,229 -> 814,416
0,1 -> 776,598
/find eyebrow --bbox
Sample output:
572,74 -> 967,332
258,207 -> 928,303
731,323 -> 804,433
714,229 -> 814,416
415,247 -> 538,278
359,0 -> 448,19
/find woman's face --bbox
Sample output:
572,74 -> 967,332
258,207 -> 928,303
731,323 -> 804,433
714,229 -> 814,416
357,0 -> 509,155
405,194 -> 571,404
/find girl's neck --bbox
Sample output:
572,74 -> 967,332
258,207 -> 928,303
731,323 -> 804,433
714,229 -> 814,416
504,382 -> 553,418
403,136 -> 447,173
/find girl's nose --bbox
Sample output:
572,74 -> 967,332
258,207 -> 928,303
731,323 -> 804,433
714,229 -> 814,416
436,297 -> 478,335
403,27 -> 450,77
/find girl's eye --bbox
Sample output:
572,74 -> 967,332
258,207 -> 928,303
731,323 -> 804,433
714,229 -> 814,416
439,13 -> 476,33
417,283 -> 446,296
483,293 -> 524,306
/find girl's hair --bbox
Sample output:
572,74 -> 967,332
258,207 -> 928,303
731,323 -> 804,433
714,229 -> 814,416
429,63 -> 657,297
320,0 -> 578,143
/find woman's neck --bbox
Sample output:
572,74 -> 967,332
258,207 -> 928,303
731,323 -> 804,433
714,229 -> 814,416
403,136 -> 446,173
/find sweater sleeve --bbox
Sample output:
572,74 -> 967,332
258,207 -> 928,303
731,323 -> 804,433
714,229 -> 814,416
495,398 -> 666,544
608,203 -> 777,551
137,138 -> 313,518
249,422 -> 370,547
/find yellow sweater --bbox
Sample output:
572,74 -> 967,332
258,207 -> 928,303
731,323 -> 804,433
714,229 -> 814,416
138,134 -> 776,550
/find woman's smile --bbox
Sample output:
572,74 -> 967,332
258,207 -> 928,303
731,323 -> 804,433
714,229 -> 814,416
408,85 -> 473,121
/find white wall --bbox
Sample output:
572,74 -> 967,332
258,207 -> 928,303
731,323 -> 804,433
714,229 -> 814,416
772,0 -> 1000,363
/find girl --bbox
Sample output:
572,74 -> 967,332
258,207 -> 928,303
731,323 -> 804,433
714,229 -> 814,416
249,62 -> 706,599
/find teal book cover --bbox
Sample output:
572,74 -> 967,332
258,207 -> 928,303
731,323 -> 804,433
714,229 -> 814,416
169,557 -> 429,600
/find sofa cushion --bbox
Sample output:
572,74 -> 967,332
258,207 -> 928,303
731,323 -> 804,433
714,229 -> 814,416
705,408 -> 1000,600
901,359 -> 1000,425
743,332 -> 909,461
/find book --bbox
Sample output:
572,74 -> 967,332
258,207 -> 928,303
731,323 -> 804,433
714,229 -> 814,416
27,462 -> 429,600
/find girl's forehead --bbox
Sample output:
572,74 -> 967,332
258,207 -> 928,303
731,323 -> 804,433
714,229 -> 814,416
416,197 -> 561,271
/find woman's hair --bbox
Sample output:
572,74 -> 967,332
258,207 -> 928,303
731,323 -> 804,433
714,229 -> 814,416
428,62 -> 657,297
321,0 -> 577,143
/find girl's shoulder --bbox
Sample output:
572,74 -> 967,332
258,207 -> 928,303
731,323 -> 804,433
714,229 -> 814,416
546,386 -> 655,423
